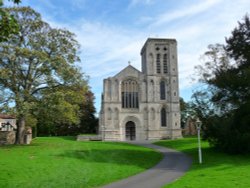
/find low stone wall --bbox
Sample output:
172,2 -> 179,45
25,133 -> 32,144
0,131 -> 16,145
77,135 -> 102,141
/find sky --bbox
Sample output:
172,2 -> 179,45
6,0 -> 250,113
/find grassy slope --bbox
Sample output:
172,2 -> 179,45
155,137 -> 250,188
0,137 -> 162,188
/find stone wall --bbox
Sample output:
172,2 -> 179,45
0,131 -> 16,145
77,135 -> 102,141
182,119 -> 197,136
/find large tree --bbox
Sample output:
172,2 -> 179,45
0,0 -> 21,42
0,7 -> 85,144
193,15 -> 250,153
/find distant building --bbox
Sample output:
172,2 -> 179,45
182,118 -> 197,136
0,114 -> 16,145
0,114 -> 16,131
99,38 -> 182,141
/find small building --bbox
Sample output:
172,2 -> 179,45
99,38 -> 182,141
182,118 -> 197,136
0,114 -> 17,145
0,114 -> 16,131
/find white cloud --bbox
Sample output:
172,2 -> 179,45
151,0 -> 222,27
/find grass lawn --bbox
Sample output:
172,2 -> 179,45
155,137 -> 250,188
0,137 -> 162,188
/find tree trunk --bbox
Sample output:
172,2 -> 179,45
15,115 -> 26,144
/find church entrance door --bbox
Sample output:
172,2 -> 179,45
125,121 -> 136,140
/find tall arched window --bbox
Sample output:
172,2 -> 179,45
107,108 -> 112,120
121,79 -> 139,108
150,108 -> 155,120
160,80 -> 166,100
114,108 -> 119,120
161,108 -> 167,127
156,53 -> 161,73
143,108 -> 148,120
163,53 -> 168,73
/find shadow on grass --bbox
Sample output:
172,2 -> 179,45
55,136 -> 76,141
53,144 -> 162,170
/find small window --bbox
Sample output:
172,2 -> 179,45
107,108 -> 112,120
151,108 -> 155,120
160,81 -> 166,100
114,108 -> 119,120
143,108 -> 148,120
161,108 -> 167,127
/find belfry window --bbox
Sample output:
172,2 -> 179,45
160,80 -> 166,100
163,53 -> 168,73
121,79 -> 139,108
161,108 -> 167,127
156,53 -> 161,73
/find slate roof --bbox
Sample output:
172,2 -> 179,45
0,114 -> 16,119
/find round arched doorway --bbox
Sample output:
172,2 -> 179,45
125,121 -> 136,140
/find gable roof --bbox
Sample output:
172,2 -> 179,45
0,114 -> 16,119
114,65 -> 142,78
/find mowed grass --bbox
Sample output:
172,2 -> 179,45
0,137 -> 162,188
155,137 -> 250,188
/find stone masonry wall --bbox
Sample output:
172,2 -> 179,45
0,131 -> 16,145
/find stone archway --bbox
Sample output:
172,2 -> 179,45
125,121 -> 136,140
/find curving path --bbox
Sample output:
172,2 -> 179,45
102,141 -> 192,188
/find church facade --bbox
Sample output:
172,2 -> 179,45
99,38 -> 182,141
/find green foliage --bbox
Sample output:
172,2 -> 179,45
179,97 -> 194,128
0,137 -> 162,187
155,137 -> 250,188
78,91 -> 98,134
0,0 -> 21,42
0,7 -> 91,143
35,86 -> 98,136
193,15 -> 250,154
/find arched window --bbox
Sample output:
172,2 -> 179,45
107,108 -> 112,120
121,79 -> 139,108
160,80 -> 166,100
114,108 -> 119,120
161,108 -> 167,127
107,79 -> 111,97
150,108 -> 155,120
143,108 -> 148,120
156,53 -> 161,73
163,53 -> 168,73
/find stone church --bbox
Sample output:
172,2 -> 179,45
99,38 -> 182,141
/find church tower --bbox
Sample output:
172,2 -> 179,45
140,38 -> 181,139
99,38 -> 182,141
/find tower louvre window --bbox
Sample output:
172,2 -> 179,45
163,53 -> 168,73
156,53 -> 161,73
121,79 -> 139,109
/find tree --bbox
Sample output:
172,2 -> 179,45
0,0 -> 21,42
0,7 -> 86,144
194,15 -> 250,154
35,84 -> 89,136
78,91 -> 98,134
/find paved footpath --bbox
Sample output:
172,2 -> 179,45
102,141 -> 192,188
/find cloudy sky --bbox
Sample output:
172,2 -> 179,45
8,0 -> 250,112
